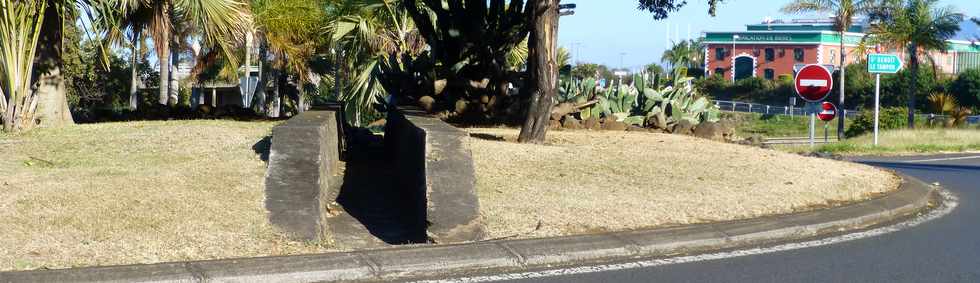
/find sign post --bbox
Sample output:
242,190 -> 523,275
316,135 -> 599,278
867,54 -> 903,146
794,64 -> 834,147
818,102 -> 837,143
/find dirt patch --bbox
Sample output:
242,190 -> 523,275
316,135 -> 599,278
0,120 -> 330,271
468,128 -> 900,239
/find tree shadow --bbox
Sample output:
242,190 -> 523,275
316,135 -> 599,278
252,135 -> 271,163
469,132 -> 507,142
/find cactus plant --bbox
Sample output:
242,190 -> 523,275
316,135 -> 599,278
559,74 -> 720,129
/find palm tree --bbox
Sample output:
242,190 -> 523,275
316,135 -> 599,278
110,0 -> 250,106
782,0 -> 876,138
661,39 -> 703,71
0,0 -> 47,131
867,0 -> 961,128
326,0 -> 427,125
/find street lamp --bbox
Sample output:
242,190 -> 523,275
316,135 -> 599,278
732,34 -> 739,82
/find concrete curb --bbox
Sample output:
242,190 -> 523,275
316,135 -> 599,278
0,174 -> 936,283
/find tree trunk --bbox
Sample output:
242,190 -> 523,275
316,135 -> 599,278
254,43 -> 267,113
836,34 -> 845,139
157,1 -> 171,105
243,31 -> 252,108
518,0 -> 559,143
33,3 -> 73,128
34,67 -> 73,128
168,51 -> 179,106
130,35 -> 139,110
908,43 -> 918,129
268,69 -> 281,118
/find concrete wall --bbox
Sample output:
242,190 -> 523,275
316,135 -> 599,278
385,108 -> 486,244
264,110 -> 344,241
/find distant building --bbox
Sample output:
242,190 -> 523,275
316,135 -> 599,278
702,18 -> 980,81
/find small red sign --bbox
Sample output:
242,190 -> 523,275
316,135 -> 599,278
818,101 -> 837,121
795,64 -> 834,102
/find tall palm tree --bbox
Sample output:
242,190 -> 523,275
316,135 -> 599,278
867,0 -> 961,128
110,0 -> 250,106
661,39 -> 703,71
251,0 -> 327,117
782,0 -> 876,139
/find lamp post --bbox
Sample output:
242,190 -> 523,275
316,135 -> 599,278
732,34 -> 739,82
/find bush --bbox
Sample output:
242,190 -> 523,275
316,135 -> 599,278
733,77 -> 768,94
950,68 -> 980,109
845,107 -> 908,137
695,74 -> 731,98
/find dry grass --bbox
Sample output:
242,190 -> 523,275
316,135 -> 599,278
0,120 -> 329,271
778,128 -> 980,155
468,128 -> 900,239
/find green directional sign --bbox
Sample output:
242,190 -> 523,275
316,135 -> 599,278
867,54 -> 903,74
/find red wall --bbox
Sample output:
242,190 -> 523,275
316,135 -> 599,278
705,44 -> 820,79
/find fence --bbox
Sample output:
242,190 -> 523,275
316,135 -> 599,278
714,99 -> 980,124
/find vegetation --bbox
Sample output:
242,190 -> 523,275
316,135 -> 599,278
785,129 -> 980,155
559,74 -> 721,128
864,0 -> 963,128
845,106 -> 910,137
728,112 -> 847,138
782,0 -> 879,138
0,0 -> 47,132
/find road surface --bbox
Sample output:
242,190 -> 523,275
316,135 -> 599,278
443,154 -> 980,283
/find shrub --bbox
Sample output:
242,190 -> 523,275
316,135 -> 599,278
845,107 -> 908,137
950,68 -> 980,108
695,74 -> 731,98
733,77 -> 768,93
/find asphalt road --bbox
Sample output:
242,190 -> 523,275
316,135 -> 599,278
477,154 -> 980,283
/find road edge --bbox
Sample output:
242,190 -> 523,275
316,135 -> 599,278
0,174 -> 936,283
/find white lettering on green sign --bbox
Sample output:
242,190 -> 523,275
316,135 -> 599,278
868,54 -> 903,74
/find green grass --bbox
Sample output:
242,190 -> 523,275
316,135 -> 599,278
728,112 -> 847,138
777,128 -> 980,155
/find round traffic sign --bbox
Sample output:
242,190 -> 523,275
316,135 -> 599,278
818,101 -> 837,121
794,64 -> 834,102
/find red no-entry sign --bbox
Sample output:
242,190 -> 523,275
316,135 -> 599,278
818,101 -> 837,121
795,64 -> 834,102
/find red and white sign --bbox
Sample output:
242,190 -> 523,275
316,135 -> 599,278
795,64 -> 834,102
818,101 -> 837,121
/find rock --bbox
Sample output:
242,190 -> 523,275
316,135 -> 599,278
583,117 -> 600,130
602,121 -> 628,131
562,116 -> 583,130
649,116 -> 666,130
419,96 -> 436,112
672,119 -> 696,135
739,135 -> 765,147
454,100 -> 468,113
693,121 -> 725,141
549,119 -> 562,130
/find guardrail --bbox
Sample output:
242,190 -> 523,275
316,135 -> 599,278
713,100 -> 858,118
714,99 -> 980,124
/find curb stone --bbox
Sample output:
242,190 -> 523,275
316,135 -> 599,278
0,174 -> 936,283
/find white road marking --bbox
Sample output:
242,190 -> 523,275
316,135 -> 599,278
799,79 -> 828,87
416,189 -> 958,283
903,155 -> 980,163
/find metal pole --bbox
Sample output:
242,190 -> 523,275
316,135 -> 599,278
810,111 -> 816,147
874,73 -> 881,146
806,103 -> 817,147
824,122 -> 829,142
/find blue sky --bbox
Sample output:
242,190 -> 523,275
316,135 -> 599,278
557,0 -> 980,71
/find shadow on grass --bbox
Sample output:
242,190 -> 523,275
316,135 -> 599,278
252,135 -> 272,163
469,133 -> 506,142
